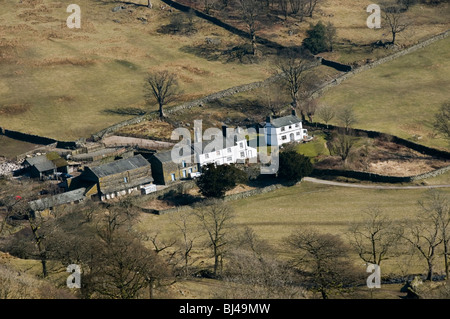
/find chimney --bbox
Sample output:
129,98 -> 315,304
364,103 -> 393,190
266,115 -> 272,123
292,108 -> 297,117
194,127 -> 201,143
222,125 -> 227,138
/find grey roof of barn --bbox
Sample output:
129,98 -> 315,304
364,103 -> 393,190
24,153 -> 68,172
267,115 -> 302,128
88,154 -> 150,178
29,188 -> 86,212
24,155 -> 56,172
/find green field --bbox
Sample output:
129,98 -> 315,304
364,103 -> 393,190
318,36 -> 450,151
294,131 -> 329,160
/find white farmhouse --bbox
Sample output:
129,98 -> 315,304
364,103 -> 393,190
264,111 -> 308,146
192,126 -> 257,167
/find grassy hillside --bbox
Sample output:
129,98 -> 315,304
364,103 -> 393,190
138,181 -> 450,278
0,0 -> 272,140
318,36 -> 450,150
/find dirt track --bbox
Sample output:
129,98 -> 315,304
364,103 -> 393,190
303,177 -> 450,189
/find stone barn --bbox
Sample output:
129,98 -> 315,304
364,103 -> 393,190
23,152 -> 68,179
80,154 -> 154,201
149,150 -> 198,185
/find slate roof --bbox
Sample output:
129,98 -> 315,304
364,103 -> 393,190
267,115 -> 302,128
29,188 -> 86,212
153,150 -> 177,163
25,155 -> 56,172
191,137 -> 243,155
24,153 -> 68,172
88,154 -> 150,178
153,149 -> 194,164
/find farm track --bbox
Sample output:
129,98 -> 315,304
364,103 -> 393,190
303,177 -> 450,189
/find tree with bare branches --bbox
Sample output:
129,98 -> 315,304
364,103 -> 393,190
171,210 -> 201,278
401,195 -> 445,281
276,53 -> 311,120
418,190 -> 450,279
285,228 -> 362,299
337,105 -> 357,131
329,132 -> 356,164
433,102 -> 450,142
316,104 -> 335,128
194,200 -> 235,277
382,3 -> 409,45
145,70 -> 179,118
237,0 -> 263,56
347,207 -> 402,266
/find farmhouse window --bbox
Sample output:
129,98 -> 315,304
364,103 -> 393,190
281,127 -> 285,132
227,148 -> 232,153
281,135 -> 287,140
240,152 -> 245,157
227,156 -> 232,161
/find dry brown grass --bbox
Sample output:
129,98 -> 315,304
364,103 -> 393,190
0,103 -> 32,116
0,0 -> 273,140
116,120 -> 176,140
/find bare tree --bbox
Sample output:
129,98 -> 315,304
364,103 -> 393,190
347,207 -> 402,266
303,0 -> 322,18
80,201 -> 171,299
382,3 -> 409,45
194,200 -> 235,277
262,81 -> 289,117
285,228 -> 363,299
337,105 -> 357,131
316,104 -> 335,128
289,0 -> 304,16
301,98 -> 318,123
324,21 -> 337,52
82,230 -> 169,299
171,210 -> 201,278
145,70 -> 179,118
419,190 -> 450,279
329,132 -> 356,163
278,0 -> 289,20
237,0 -> 263,56
402,202 -> 444,281
276,53 -> 311,120
222,227 -> 304,299
433,102 -> 450,142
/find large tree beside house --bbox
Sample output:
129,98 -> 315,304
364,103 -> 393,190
196,163 -> 248,198
278,150 -> 313,183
